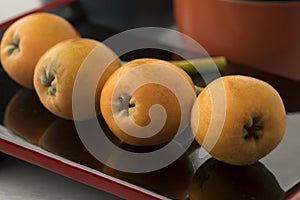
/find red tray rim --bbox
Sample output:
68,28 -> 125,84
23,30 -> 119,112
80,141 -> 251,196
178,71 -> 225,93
0,128 -> 169,200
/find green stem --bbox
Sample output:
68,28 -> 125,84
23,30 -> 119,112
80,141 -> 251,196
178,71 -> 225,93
170,56 -> 227,74
120,57 -> 224,97
121,56 -> 227,74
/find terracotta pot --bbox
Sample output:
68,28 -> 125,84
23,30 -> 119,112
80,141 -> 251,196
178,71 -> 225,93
174,0 -> 300,80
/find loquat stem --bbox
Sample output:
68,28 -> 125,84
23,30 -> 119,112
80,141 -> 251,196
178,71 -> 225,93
120,57 -> 225,97
121,56 -> 227,75
170,56 -> 227,74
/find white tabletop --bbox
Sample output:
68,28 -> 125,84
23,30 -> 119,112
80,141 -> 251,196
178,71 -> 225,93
0,0 -> 45,24
0,157 -> 122,200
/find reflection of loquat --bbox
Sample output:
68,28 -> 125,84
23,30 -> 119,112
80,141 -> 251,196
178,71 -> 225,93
4,89 -> 56,145
189,158 -> 285,200
38,118 -> 105,171
103,152 -> 194,200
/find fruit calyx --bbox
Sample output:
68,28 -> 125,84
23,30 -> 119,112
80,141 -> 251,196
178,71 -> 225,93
5,32 -> 20,55
243,117 -> 263,141
117,94 -> 135,115
40,67 -> 57,96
